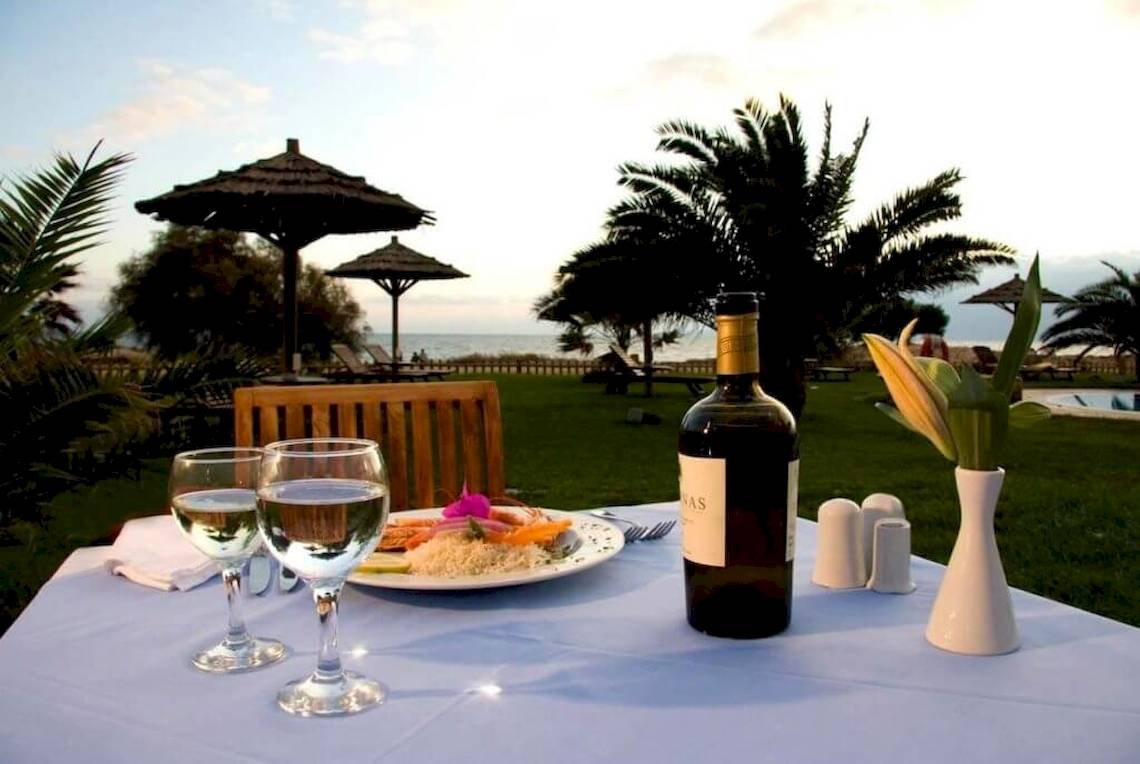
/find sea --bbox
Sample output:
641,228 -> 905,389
374,332 -> 1113,361
372,332 -> 720,362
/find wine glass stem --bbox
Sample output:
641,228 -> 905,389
221,564 -> 252,650
314,585 -> 344,682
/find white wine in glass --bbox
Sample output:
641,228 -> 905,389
169,447 -> 288,673
257,438 -> 390,716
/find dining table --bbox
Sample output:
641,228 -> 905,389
1,502 -> 1137,763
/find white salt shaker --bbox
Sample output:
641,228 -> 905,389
812,498 -> 866,589
866,518 -> 916,594
861,493 -> 905,574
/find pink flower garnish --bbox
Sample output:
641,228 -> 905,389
442,483 -> 491,519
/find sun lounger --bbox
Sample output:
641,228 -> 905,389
804,357 -> 854,382
330,344 -> 438,383
972,346 -> 999,375
594,344 -> 712,396
363,343 -> 449,380
1020,350 -> 1078,381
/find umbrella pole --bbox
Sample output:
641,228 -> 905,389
391,290 -> 400,375
282,244 -> 299,373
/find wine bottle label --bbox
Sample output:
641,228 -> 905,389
678,454 -> 726,567
787,460 -> 799,562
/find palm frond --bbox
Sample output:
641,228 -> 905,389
655,120 -> 719,164
863,169 -> 964,244
1,145 -> 132,266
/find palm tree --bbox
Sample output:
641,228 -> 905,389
1042,262 -> 1139,380
536,236 -> 695,395
605,96 -> 1013,414
0,145 -> 147,529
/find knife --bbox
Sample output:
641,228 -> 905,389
248,554 -> 272,596
279,564 -> 301,593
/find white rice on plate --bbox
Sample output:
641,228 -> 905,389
404,532 -> 549,577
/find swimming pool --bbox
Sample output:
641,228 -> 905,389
1044,391 -> 1140,417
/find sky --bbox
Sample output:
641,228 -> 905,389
2,0 -> 1139,343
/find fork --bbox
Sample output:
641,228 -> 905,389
590,510 -> 677,542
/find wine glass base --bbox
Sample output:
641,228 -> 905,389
276,671 -> 386,717
192,637 -> 288,674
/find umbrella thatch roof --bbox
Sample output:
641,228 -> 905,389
329,237 -> 468,371
329,236 -> 468,282
962,275 -> 1069,314
135,139 -> 433,245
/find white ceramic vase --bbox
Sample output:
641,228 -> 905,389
925,467 -> 1020,656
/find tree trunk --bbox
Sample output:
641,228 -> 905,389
281,244 -> 299,373
757,314 -> 806,421
642,320 -> 654,398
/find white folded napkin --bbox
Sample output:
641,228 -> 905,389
104,514 -> 217,591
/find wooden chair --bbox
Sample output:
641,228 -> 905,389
234,381 -> 505,511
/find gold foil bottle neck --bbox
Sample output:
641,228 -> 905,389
716,312 -> 759,375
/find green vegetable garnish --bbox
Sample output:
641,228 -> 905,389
466,516 -> 485,540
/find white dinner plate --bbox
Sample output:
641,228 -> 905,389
346,507 -> 625,591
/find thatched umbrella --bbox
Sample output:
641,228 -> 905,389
329,236 -> 468,372
135,139 -> 432,373
962,274 -> 1069,314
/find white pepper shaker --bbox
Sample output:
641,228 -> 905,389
812,498 -> 866,589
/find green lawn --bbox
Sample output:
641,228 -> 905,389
2,372 -> 1137,632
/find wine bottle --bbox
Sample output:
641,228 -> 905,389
679,292 -> 799,638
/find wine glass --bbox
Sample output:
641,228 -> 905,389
256,438 -> 390,716
169,447 -> 288,673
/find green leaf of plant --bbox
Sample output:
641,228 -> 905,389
916,357 -> 961,396
992,255 -> 1043,399
947,394 -> 1009,471
1009,400 -> 1051,428
949,363 -> 991,407
874,402 -> 920,433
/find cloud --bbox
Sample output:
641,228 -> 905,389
754,0 -> 964,39
231,139 -> 288,157
308,26 -> 414,65
73,60 -> 270,145
1107,0 -> 1140,18
643,54 -> 734,88
307,0 -> 469,65
1,145 -> 33,162
254,0 -> 296,22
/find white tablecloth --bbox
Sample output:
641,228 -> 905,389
1,503 -> 1137,763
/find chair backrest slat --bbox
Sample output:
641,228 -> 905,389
436,401 -> 458,499
259,406 -> 279,444
410,400 -> 434,506
362,402 -> 381,443
234,382 -> 505,511
482,386 -> 505,497
338,401 -> 357,439
311,403 -> 331,438
285,404 -> 305,440
459,398 -> 483,494
384,400 -> 409,509
235,402 -> 254,447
